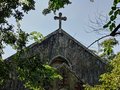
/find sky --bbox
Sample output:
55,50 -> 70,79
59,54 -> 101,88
3,0 -> 120,59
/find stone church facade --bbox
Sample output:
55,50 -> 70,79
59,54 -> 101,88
2,29 -> 106,90
1,13 -> 106,90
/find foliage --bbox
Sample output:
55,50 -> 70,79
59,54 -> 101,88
99,38 -> 118,61
16,55 -> 62,90
103,0 -> 120,31
85,1 -> 120,90
29,31 -> 45,43
0,50 -> 62,90
100,52 -> 120,89
85,52 -> 120,90
42,0 -> 71,15
84,84 -> 104,90
0,59 -> 11,85
0,0 -> 68,89
0,0 -> 71,56
0,0 -> 119,90
0,0 -> 35,57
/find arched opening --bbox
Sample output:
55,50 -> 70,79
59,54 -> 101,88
50,56 -> 71,68
48,56 -> 83,90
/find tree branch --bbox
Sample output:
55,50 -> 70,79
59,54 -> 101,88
110,24 -> 120,36
88,24 -> 120,48
87,35 -> 110,48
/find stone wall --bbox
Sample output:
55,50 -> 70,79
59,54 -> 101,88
21,29 -> 106,85
4,29 -> 106,90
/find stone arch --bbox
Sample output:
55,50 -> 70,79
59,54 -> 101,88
49,56 -> 84,90
50,55 -> 72,68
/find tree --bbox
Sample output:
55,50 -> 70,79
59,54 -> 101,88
87,0 -> 120,61
85,0 -> 120,89
0,0 -> 69,89
85,52 -> 120,90
0,0 -> 71,58
99,38 -> 118,61
103,0 -> 120,32
42,0 -> 71,15
0,0 -> 120,90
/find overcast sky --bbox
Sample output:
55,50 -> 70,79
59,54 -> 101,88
3,0 -> 120,59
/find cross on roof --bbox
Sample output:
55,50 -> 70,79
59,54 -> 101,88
54,12 -> 67,29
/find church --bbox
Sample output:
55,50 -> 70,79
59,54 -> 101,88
2,13 -> 106,90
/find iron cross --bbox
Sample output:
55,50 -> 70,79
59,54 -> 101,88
54,12 -> 67,29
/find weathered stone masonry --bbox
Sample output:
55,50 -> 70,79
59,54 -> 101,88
2,29 -> 106,90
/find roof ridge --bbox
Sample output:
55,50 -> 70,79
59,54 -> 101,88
24,29 -> 105,64
6,29 -> 106,65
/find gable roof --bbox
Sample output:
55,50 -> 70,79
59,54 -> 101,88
28,29 -> 104,64
6,29 -> 106,85
6,28 -> 106,70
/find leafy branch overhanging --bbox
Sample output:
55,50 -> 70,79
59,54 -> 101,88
88,24 -> 120,48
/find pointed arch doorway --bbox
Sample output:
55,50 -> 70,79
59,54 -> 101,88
49,56 -> 83,90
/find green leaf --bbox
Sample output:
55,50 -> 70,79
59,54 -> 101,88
109,10 -> 114,15
114,0 -> 120,4
109,24 -> 114,31
103,21 -> 111,28
111,6 -> 116,10
116,0 -> 120,3
114,9 -> 119,17
110,15 -> 116,21
111,23 -> 116,28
